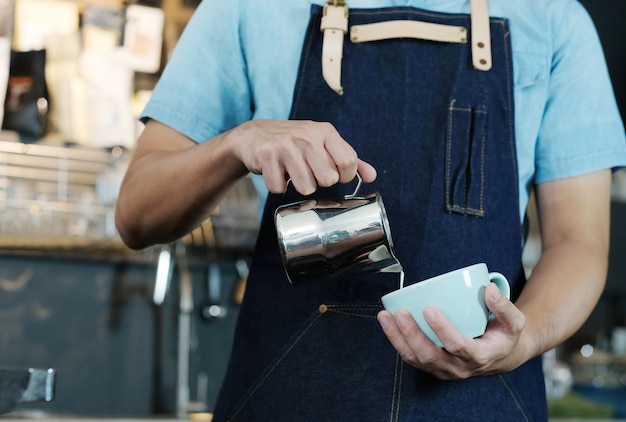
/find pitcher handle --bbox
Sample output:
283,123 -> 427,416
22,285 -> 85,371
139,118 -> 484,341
283,172 -> 363,198
344,172 -> 362,199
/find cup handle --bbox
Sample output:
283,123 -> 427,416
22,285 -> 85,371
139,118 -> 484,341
487,272 -> 510,320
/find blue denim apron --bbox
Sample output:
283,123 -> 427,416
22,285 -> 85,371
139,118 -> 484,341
213,5 -> 547,421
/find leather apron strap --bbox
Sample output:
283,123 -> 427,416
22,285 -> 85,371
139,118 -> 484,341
320,0 -> 349,94
321,0 -> 493,94
470,0 -> 492,70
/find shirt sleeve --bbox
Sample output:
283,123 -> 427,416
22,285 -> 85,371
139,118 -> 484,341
534,0 -> 626,183
140,0 -> 252,143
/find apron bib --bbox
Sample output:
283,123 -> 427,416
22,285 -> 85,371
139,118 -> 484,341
214,3 -> 547,421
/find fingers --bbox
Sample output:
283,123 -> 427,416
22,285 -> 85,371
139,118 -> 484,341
294,121 -> 356,192
377,311 -> 430,363
239,120 -> 376,195
378,287 -> 527,380
322,130 -> 358,184
284,155 -> 318,196
421,307 -> 475,361
378,311 -> 448,367
379,307 -> 484,379
484,282 -> 526,337
262,163 -> 290,195
357,160 -> 377,183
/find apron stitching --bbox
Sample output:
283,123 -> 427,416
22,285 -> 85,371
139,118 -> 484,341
324,303 -> 382,317
445,100 -> 455,213
324,303 -> 381,308
448,205 -> 483,215
479,117 -> 486,213
445,102 -> 488,216
497,374 -> 532,421
327,309 -> 379,318
228,311 -> 325,421
500,20 -> 520,204
389,354 -> 403,422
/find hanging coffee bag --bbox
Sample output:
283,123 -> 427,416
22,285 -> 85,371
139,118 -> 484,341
2,49 -> 49,140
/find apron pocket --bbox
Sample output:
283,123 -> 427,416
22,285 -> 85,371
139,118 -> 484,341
226,303 -> 401,422
445,100 -> 487,217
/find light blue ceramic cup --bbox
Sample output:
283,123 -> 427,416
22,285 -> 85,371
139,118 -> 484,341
381,263 -> 510,347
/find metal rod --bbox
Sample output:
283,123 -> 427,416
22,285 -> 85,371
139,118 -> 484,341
175,242 -> 194,419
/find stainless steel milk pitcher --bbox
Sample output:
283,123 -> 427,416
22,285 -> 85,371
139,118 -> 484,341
274,174 -> 402,284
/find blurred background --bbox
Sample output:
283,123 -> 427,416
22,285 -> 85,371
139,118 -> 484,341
0,0 -> 624,420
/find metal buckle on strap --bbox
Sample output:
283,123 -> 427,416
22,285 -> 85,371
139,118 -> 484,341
323,0 -> 348,17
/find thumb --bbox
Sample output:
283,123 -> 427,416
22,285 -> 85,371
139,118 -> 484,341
357,160 -> 377,183
485,282 -> 523,329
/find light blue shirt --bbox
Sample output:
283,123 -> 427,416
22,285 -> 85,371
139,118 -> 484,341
142,0 -> 626,222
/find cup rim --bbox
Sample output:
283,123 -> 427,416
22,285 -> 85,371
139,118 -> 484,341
381,262 -> 488,298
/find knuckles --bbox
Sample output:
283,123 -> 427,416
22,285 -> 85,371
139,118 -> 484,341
441,340 -> 467,357
411,349 -> 439,367
316,171 -> 340,188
